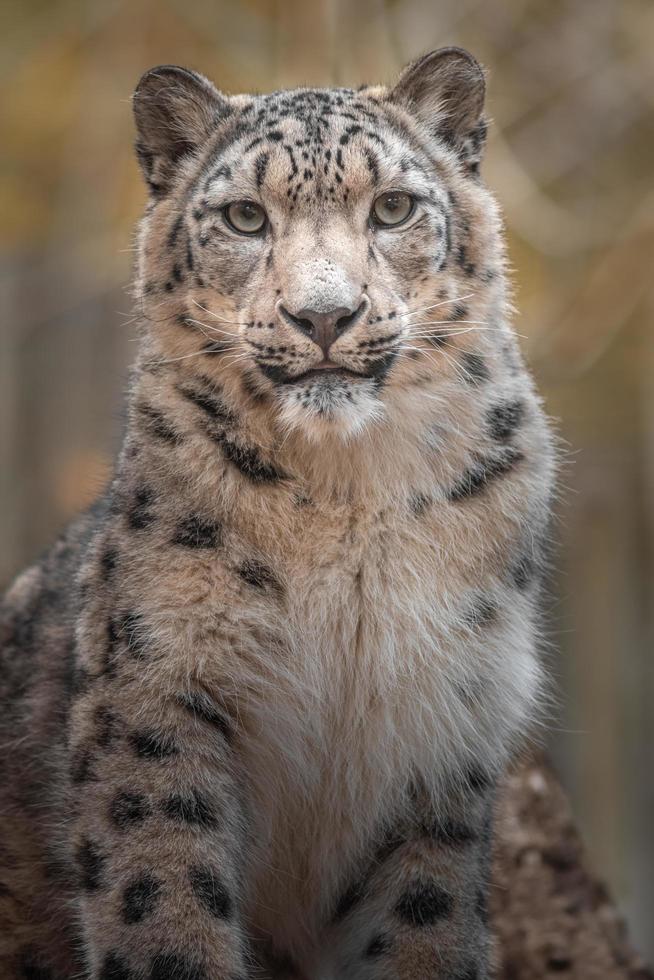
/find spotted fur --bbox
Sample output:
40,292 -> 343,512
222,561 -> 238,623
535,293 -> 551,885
0,48 -> 554,979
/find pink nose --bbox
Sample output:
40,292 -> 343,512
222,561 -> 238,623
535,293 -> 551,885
279,301 -> 367,356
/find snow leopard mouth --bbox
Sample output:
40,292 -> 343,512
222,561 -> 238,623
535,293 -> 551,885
256,354 -> 397,387
288,366 -> 365,384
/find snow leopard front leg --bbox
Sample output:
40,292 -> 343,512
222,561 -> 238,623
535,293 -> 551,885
322,772 -> 494,980
68,642 -> 250,980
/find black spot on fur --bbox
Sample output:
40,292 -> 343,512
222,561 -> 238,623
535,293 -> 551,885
453,964 -> 480,980
111,611 -> 147,658
465,595 -> 498,630
100,952 -> 134,980
475,887 -> 489,925
487,399 -> 525,441
237,559 -> 282,593
394,881 -> 453,925
427,331 -> 450,348
19,948 -> 54,980
130,729 -> 178,760
161,790 -> 217,827
128,486 -> 155,530
448,303 -> 468,321
447,449 -> 524,502
94,705 -> 119,748
172,515 -> 222,549
123,871 -> 161,924
546,956 -> 573,972
461,351 -> 490,385
456,243 -> 476,276
110,792 -> 152,829
510,553 -> 536,590
409,491 -> 431,516
70,748 -> 95,785
429,819 -> 478,847
333,878 -> 366,921
364,934 -> 392,958
176,691 -> 233,742
189,865 -> 233,918
149,953 -> 206,980
67,663 -> 91,699
75,837 -> 105,891
100,547 -> 118,580
464,764 -> 493,794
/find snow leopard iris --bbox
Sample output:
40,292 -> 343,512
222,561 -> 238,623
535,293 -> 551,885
0,48 -> 555,980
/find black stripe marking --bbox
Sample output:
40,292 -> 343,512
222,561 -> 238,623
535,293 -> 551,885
461,351 -> 490,385
178,383 -> 237,426
447,449 -> 524,502
237,559 -> 282,593
167,215 -> 183,248
130,729 -> 178,760
176,691 -> 233,742
138,404 -> 183,445
128,486 -> 155,530
213,431 -> 287,484
254,151 -> 270,188
363,147 -> 379,183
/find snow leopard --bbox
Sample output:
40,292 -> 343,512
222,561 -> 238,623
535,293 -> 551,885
0,48 -> 555,980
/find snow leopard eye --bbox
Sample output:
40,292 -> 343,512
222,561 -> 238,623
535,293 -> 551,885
224,200 -> 267,235
372,191 -> 414,227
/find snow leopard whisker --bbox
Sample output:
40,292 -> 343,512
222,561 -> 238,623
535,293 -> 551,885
399,293 -> 477,318
191,299 -> 242,326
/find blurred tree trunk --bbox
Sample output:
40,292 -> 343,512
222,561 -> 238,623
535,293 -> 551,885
491,753 -> 653,980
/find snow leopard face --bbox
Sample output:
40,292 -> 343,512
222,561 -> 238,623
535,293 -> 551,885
134,49 -> 506,440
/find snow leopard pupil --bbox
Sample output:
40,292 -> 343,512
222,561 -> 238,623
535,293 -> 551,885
225,201 -> 266,235
373,191 -> 414,227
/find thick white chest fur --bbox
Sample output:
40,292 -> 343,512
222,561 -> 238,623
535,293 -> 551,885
232,507 -> 540,951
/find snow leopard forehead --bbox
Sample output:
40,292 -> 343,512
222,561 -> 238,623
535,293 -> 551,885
195,85 -> 443,215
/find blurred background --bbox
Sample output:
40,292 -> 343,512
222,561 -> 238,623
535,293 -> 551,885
1,0 -> 652,954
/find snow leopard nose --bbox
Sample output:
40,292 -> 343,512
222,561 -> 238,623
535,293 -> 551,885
277,298 -> 369,357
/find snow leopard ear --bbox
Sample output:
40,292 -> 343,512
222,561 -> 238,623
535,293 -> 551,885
133,65 -> 232,197
390,47 -> 487,176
